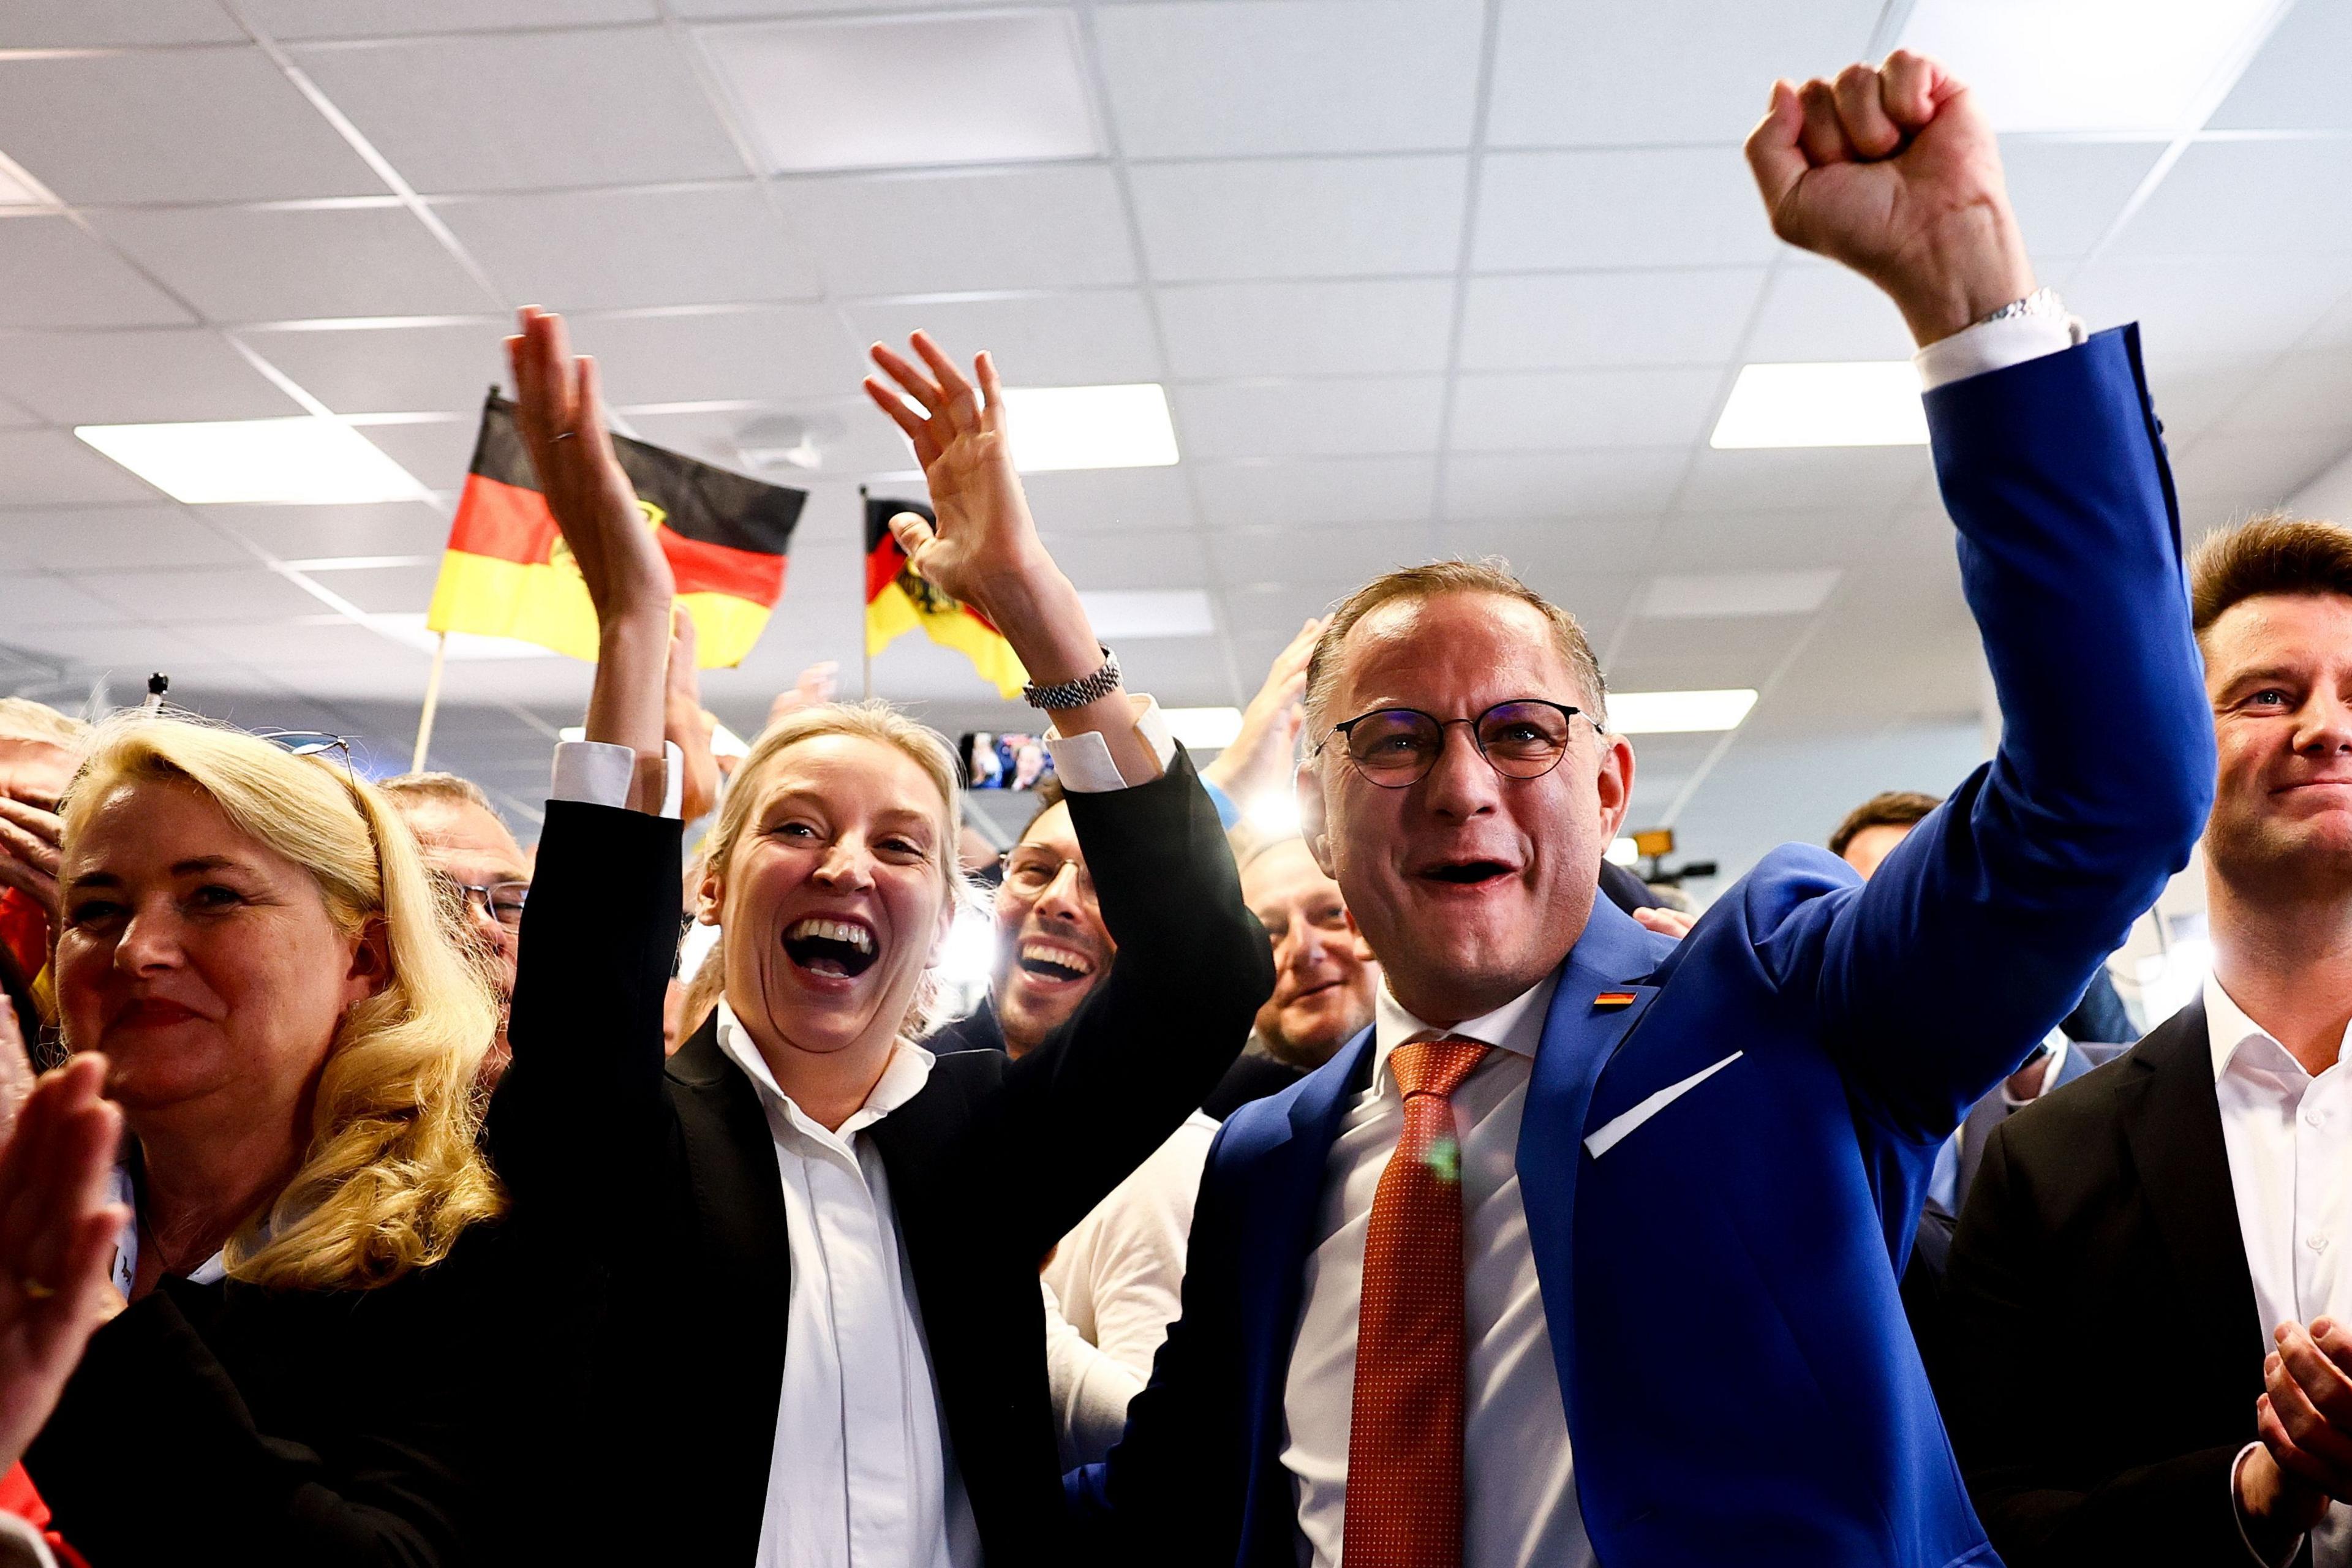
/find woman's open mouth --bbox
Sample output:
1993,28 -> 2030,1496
783,916 -> 880,979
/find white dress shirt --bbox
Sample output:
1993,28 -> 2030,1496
1281,969 -> 1585,1568
2207,977 -> 2352,1568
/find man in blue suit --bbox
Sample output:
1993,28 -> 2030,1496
1072,51 -> 2214,1568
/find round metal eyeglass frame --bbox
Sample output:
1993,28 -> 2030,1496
1318,699 -> 1596,789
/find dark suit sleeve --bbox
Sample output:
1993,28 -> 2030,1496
1800,330 -> 2212,1139
983,750 -> 1274,1260
1937,1124 -> 2250,1565
485,798 -> 685,1218
28,1286 -> 486,1566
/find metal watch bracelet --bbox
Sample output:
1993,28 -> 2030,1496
1022,646 -> 1122,710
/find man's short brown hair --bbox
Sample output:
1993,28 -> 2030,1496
1302,559 -> 1607,747
1828,790 -> 1941,859
378,770 -> 495,815
2188,511 -> 2352,643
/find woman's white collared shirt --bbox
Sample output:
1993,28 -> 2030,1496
712,1000 -> 981,1568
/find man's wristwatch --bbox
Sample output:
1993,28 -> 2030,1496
1973,287 -> 2065,328
1023,647 -> 1121,710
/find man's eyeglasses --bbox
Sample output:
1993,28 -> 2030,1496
998,846 -> 1096,905
432,873 -> 530,933
256,728 -> 356,784
1319,699 -> 1593,789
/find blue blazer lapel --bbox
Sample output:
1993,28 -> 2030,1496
1235,1027 -> 1373,1540
1516,899 -> 1671,1385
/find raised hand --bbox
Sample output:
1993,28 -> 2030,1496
1204,618 -> 1324,809
0,1053 -> 127,1468
0,796 -> 61,919
664,607 -> 721,825
1744,51 -> 2035,345
766,663 -> 840,732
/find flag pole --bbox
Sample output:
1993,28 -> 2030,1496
859,486 -> 873,701
412,631 -> 448,772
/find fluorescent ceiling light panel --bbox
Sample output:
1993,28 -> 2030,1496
1608,689 -> 1758,734
371,614 -> 557,662
76,418 -> 428,505
1711,361 -> 1926,450
1642,569 -> 1842,619
1900,0 -> 2280,134
704,11 -> 1098,173
1163,706 -> 1244,749
1003,385 -> 1178,472
1078,590 -> 1215,639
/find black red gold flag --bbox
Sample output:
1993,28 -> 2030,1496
426,391 -> 805,666
864,495 -> 1027,698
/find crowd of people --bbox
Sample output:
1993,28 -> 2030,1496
0,47 -> 2348,1568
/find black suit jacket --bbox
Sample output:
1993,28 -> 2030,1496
1936,1000 -> 2271,1565
488,753 -> 1270,1564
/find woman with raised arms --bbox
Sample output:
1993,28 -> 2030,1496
485,307 -> 1271,1566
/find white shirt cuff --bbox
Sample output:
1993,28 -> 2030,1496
1044,695 -> 1176,793
2231,1442 -> 2304,1567
0,1512 -> 58,1568
551,739 -> 685,818
1913,309 -> 2087,393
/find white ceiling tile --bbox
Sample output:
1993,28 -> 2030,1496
1034,529 -> 1208,590
71,567 -> 325,624
1206,522 -> 1432,586
0,432 -> 167,504
1678,446 -> 1933,512
287,562 -> 447,615
90,206 -> 494,323
1739,265 -> 1915,362
1441,516 -> 1663,582
620,399 -> 912,483
242,0 -> 660,39
1449,368 -> 1725,452
2109,140 -> 2352,258
0,396 -> 39,430
0,331 -> 303,425
783,168 -> 1135,296
0,48 -> 386,205
0,218 -> 194,328
673,0 -> 1006,13
179,618 -> 416,666
1011,466 -> 1197,535
1096,0 -> 1483,157
1158,279 -> 1453,378
2217,352 -> 2352,439
2209,0 -> 2352,131
1192,455 -> 1437,529
351,420 -> 480,493
2143,352 -> 2272,444
1459,270 -> 1768,371
0,1 -> 246,44
1645,505 -> 1904,572
1487,0 -> 1881,147
239,322 -> 507,415
207,500 -> 458,562
290,29 -> 745,193
2065,257 -> 2352,358
435,185 -> 821,310
2171,429 -> 2352,524
0,507 -> 255,571
1640,567 -> 1839,618
1226,581 -> 1359,634
7,623 -> 235,672
1129,157 -> 1467,281
0,571 -> 132,628
565,306 -> 866,404
1174,378 -> 1446,460
701,11 -> 1098,173
848,292 -> 1164,386
1473,149 -> 1776,271
1999,138 -> 2164,261
1442,449 -> 1687,521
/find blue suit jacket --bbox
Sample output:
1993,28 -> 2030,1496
1071,328 -> 2214,1568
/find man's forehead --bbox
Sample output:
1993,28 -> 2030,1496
1017,800 -> 1083,860
1335,592 -> 1574,702
1243,838 -> 1338,905
405,797 -> 526,863
2206,592 -> 2352,680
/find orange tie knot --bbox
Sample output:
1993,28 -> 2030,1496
1389,1035 -> 1491,1102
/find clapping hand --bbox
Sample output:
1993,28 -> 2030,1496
1204,618 -> 1324,809
1744,51 -> 2035,345
2261,1319 -> 2352,1501
0,796 -> 61,921
0,1044 -> 126,1469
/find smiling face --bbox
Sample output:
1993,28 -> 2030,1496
56,777 -> 382,1131
396,794 -> 530,1077
2203,591 -> 2352,900
703,733 -> 956,1069
1304,590 -> 1634,1027
1242,837 -> 1376,1066
989,802 -> 1112,1057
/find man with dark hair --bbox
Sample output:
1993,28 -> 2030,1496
1940,511 -> 2352,1566
1077,53 -> 2212,1568
380,771 -> 532,1084
1831,789 -> 1943,876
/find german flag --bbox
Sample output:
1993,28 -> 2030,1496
864,494 -> 1027,699
425,391 -> 805,666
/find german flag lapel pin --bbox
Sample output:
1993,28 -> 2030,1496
1594,990 -> 1638,1010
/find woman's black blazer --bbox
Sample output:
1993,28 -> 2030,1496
487,753 -> 1271,1564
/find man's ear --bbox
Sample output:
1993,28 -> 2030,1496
1594,733 -> 1636,842
345,918 -> 392,1002
1297,761 -> 1336,878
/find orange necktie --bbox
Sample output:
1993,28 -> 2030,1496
1343,1035 -> 1492,1568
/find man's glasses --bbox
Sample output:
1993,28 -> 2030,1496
1321,699 -> 1591,789
432,873 -> 530,933
998,846 -> 1096,905
256,728 -> 357,784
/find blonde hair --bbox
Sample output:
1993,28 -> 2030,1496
0,697 -> 89,750
60,717 -> 502,1291
703,700 -> 971,1041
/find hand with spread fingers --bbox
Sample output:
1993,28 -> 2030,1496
0,1052 -> 127,1468
1744,50 -> 2035,345
1204,617 -> 1325,812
